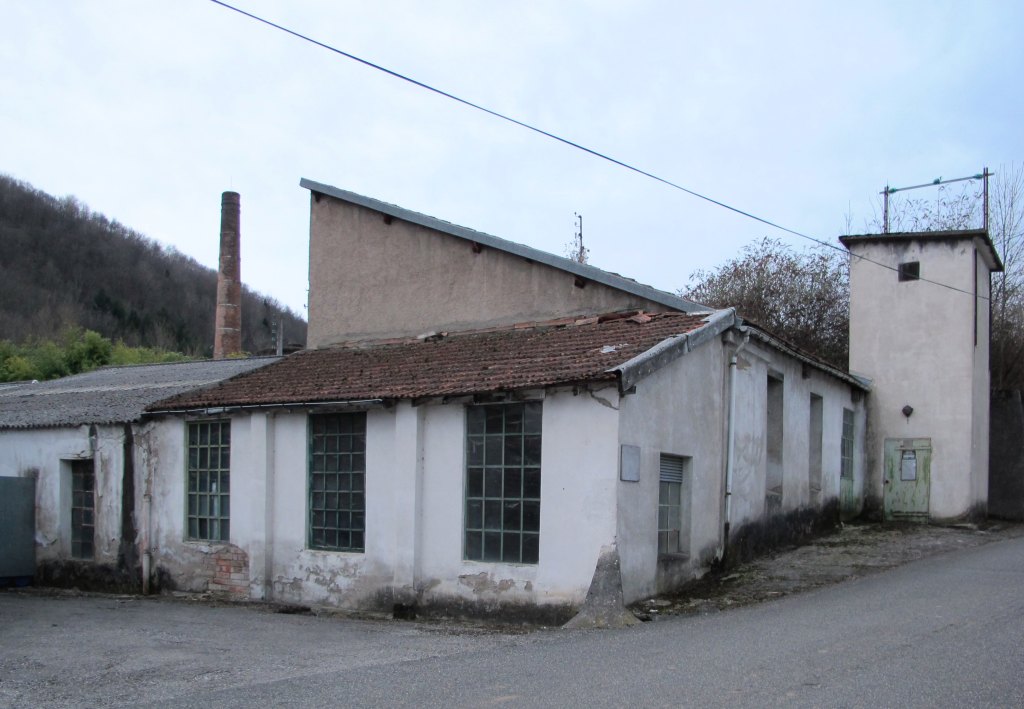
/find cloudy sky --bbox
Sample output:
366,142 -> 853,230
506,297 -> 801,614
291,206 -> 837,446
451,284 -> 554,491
1,1 -> 1021,316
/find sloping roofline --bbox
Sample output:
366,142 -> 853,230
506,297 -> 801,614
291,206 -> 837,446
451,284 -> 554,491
839,228 -> 1003,272
0,357 -> 281,429
146,307 -> 867,416
301,178 -> 709,314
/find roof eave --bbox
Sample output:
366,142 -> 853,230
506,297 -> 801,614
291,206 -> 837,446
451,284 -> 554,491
610,309 -> 739,392
840,229 -> 1004,272
740,326 -> 871,391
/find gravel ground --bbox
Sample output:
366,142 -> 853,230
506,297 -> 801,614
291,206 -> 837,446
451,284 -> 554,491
632,520 -> 1024,619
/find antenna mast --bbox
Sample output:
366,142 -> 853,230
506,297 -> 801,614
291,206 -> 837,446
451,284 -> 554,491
881,168 -> 991,233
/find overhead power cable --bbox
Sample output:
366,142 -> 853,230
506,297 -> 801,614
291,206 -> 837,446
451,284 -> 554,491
208,0 -> 989,302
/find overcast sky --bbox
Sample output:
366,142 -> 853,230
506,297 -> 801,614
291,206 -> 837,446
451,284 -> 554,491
1,1 -> 1021,316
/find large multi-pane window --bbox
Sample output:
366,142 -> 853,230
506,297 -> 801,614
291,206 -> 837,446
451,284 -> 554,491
464,402 -> 541,564
186,420 -> 230,542
309,413 -> 366,552
841,408 -> 855,479
70,459 -> 95,559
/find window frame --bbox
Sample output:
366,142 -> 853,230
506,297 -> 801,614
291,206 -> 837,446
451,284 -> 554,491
308,412 -> 367,553
70,459 -> 95,560
898,261 -> 920,282
463,401 -> 542,565
658,454 -> 690,556
841,408 -> 855,480
185,419 -> 231,543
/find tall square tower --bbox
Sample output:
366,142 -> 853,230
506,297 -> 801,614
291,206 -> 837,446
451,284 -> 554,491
841,229 -> 1002,520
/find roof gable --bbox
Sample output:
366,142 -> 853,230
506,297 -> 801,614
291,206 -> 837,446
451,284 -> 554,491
301,178 -> 708,315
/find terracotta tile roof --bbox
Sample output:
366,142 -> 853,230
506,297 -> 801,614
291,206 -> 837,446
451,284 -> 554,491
148,311 -> 715,411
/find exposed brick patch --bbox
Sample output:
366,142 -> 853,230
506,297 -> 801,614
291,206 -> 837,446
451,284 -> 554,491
201,544 -> 250,598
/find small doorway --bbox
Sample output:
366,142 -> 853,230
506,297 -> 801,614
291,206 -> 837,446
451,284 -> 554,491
883,438 -> 931,521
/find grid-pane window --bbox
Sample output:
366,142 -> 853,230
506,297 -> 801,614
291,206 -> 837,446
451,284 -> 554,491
309,413 -> 366,552
71,459 -> 95,559
465,402 -> 541,564
186,420 -> 230,542
841,408 -> 855,479
658,455 -> 685,555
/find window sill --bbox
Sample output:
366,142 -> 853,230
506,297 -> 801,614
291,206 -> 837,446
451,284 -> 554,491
657,552 -> 690,563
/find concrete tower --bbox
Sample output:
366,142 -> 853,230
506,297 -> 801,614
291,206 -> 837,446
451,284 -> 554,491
841,229 -> 1002,521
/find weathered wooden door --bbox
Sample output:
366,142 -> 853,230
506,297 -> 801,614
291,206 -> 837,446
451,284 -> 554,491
883,438 -> 931,521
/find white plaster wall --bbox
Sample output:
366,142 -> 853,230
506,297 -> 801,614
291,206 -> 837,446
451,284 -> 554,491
848,237 -> 988,518
262,410 -> 396,607
616,340 -> 726,602
417,389 -> 621,610
971,251 -> 991,508
0,425 -> 125,565
616,335 -> 867,601
148,394 -> 621,611
147,417 -> 202,590
733,342 -> 867,521
307,195 -> 670,347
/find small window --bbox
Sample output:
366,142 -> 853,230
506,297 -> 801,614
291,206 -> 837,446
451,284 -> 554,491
464,402 -> 541,564
309,412 -> 367,552
658,454 -> 690,555
841,409 -> 855,479
70,459 -> 95,559
898,261 -> 920,281
186,420 -> 231,542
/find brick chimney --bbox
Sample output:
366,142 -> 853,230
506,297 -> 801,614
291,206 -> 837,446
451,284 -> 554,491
213,191 -> 242,359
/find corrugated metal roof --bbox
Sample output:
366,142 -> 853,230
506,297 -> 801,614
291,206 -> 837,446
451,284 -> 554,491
0,357 -> 280,429
300,178 -> 709,314
148,312 -> 718,411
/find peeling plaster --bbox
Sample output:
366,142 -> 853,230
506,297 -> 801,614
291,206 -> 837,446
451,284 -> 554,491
458,571 -> 517,595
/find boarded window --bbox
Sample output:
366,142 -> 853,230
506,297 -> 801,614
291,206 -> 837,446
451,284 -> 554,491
464,402 -> 541,564
309,412 -> 367,552
186,420 -> 231,542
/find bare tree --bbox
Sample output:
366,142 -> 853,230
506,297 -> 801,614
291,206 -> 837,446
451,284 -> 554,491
682,238 -> 849,367
989,165 -> 1024,389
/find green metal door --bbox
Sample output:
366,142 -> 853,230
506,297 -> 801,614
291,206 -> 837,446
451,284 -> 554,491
883,438 -> 931,521
0,477 -> 36,580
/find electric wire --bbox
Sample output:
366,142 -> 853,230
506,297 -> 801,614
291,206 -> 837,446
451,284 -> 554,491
208,0 -> 990,302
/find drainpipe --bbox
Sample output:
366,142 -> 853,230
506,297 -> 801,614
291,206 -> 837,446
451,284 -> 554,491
721,329 -> 750,563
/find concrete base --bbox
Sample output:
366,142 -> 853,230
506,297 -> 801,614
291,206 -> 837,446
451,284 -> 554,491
563,545 -> 639,630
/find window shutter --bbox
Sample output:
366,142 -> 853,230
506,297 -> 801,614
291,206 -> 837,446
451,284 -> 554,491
660,455 -> 685,484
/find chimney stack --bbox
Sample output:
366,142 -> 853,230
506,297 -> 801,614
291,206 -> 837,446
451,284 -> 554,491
213,191 -> 242,359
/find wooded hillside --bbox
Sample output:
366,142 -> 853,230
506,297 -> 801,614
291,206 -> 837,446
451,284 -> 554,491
0,174 -> 306,355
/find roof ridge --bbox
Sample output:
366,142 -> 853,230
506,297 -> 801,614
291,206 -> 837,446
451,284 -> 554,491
326,310 -> 709,351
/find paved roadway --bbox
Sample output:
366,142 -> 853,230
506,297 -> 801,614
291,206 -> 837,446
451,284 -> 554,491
3,536 -> 1023,708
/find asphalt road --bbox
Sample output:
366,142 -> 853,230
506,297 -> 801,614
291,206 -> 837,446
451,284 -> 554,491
3,536 -> 1023,708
